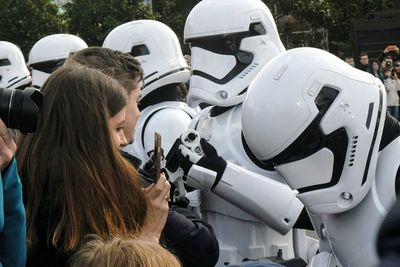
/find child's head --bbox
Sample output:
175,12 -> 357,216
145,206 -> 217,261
70,235 -> 181,267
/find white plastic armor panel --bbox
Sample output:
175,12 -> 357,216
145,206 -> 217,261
242,47 -> 386,214
318,137 -> 400,267
123,101 -> 196,167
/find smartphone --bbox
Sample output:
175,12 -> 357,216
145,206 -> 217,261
154,132 -> 162,183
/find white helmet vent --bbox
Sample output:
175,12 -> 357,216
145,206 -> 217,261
348,136 -> 359,167
239,63 -> 259,79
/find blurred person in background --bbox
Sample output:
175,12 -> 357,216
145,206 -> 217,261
370,59 -> 384,82
385,69 -> 400,120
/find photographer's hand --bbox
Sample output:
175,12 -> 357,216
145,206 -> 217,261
140,173 -> 170,243
0,119 -> 16,172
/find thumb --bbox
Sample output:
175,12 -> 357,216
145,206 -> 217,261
200,138 -> 217,157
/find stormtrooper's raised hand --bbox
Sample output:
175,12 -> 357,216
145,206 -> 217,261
178,138 -> 227,190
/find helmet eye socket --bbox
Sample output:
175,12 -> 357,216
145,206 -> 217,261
264,87 -> 340,166
190,36 -> 241,55
29,58 -> 65,74
0,58 -> 11,67
188,22 -> 266,55
131,44 -> 150,57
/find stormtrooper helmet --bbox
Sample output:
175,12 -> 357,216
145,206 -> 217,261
103,20 -> 190,101
28,34 -> 88,88
184,0 -> 285,107
242,47 -> 386,214
0,41 -> 31,89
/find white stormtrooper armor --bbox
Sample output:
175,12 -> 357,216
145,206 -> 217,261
181,0 -> 308,265
0,41 -> 31,89
103,20 -> 195,168
242,47 -> 396,267
28,34 -> 88,88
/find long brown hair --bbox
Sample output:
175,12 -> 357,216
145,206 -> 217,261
17,66 -> 147,252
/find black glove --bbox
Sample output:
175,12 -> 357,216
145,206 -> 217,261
177,138 -> 227,189
196,138 -> 227,189
167,138 -> 227,189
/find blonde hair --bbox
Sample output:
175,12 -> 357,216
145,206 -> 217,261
70,235 -> 181,267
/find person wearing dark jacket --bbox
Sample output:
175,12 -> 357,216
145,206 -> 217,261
68,48 -> 219,267
122,150 -> 219,267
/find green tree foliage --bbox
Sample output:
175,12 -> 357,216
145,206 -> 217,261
264,0 -> 397,53
0,0 -> 397,58
64,0 -> 155,46
152,0 -> 201,54
0,0 -> 66,58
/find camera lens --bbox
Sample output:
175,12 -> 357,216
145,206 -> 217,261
187,132 -> 197,142
0,87 -> 43,133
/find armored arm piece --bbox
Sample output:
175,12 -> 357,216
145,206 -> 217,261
187,162 -> 303,235
170,131 -> 303,234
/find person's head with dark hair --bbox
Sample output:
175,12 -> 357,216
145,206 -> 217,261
70,235 -> 181,267
66,47 -> 143,144
359,52 -> 369,71
344,56 -> 355,67
17,66 -> 148,255
370,58 -> 383,79
66,47 -> 143,94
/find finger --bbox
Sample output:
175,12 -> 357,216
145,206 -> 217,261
153,175 -> 171,201
157,179 -> 171,204
200,138 -> 217,157
0,134 -> 14,170
145,174 -> 169,200
142,183 -> 155,193
0,119 -> 15,151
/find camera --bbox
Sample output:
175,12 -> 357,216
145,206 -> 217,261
180,130 -> 204,157
386,61 -> 392,67
166,130 -> 204,173
0,87 -> 43,133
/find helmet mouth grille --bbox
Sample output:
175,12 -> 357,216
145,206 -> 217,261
348,136 -> 358,167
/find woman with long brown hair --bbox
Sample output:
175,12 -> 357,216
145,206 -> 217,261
17,66 -> 170,266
